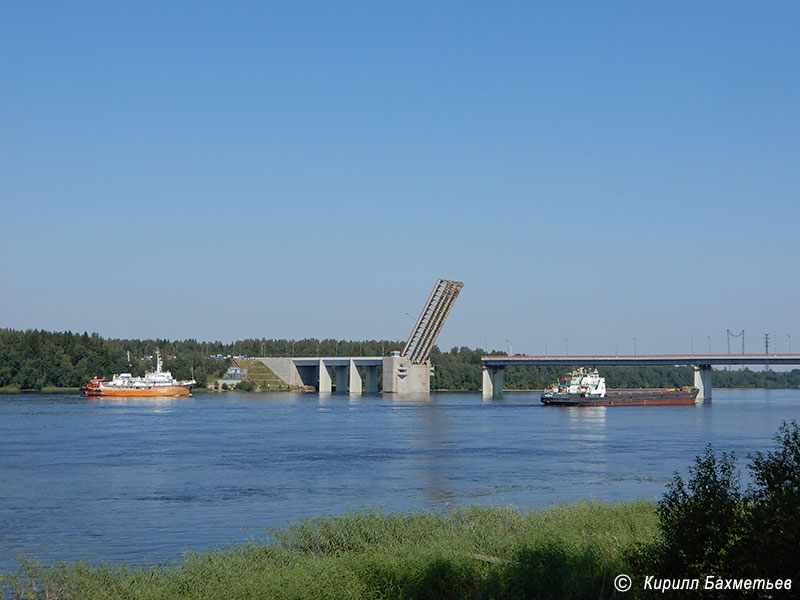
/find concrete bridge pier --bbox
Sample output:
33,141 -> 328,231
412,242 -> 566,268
348,360 -> 362,394
482,366 -> 504,398
257,356 -> 411,394
319,360 -> 332,393
693,364 -> 712,402
382,355 -> 431,394
364,366 -> 378,393
335,365 -> 349,393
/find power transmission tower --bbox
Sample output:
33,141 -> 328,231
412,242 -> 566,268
727,329 -> 745,354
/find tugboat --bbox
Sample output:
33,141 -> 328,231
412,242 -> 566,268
541,367 -> 698,406
81,350 -> 195,397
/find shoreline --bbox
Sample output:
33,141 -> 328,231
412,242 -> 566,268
0,500 -> 659,599
2,386 -> 795,395
0,386 -> 80,394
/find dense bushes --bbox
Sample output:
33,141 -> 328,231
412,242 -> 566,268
632,421 -> 800,597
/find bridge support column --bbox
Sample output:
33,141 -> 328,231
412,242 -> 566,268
482,366 -> 504,398
318,360 -> 332,393
382,356 -> 430,394
693,364 -> 712,402
348,360 -> 362,394
364,365 -> 378,393
335,365 -> 349,393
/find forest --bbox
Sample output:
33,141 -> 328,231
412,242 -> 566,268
1,328 -> 798,391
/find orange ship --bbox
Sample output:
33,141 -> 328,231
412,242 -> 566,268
81,350 -> 195,397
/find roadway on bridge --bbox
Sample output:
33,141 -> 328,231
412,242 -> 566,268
481,354 -> 800,367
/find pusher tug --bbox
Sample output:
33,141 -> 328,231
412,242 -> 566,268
540,367 -> 698,406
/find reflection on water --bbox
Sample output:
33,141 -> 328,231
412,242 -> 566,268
563,405 -> 608,436
418,400 -> 457,505
0,389 -> 799,568
88,396 -> 182,409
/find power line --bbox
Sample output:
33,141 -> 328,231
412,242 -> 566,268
727,329 -> 745,354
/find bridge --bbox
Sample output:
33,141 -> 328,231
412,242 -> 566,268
270,357 -> 383,394
253,279 -> 464,394
481,354 -> 800,400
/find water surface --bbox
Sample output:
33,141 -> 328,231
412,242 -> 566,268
1,389 -> 798,568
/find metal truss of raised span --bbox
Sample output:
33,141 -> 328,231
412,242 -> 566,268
401,279 -> 464,365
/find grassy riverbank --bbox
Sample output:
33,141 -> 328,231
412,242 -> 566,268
1,501 -> 658,600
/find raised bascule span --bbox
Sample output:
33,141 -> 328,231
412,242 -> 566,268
253,278 -> 463,394
401,279 -> 464,365
383,279 -> 464,393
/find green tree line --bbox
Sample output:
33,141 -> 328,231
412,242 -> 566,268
1,328 -> 798,391
0,329 -> 406,390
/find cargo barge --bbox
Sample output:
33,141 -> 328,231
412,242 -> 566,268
540,367 -> 698,407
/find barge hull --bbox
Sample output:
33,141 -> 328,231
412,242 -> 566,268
541,389 -> 698,407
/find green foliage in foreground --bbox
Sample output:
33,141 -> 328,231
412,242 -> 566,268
1,501 -> 659,600
631,420 -> 800,598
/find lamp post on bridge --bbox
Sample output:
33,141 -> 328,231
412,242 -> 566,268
633,337 -> 637,356
564,338 -> 568,356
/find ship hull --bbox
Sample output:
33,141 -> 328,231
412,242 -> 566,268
541,389 -> 698,407
81,384 -> 193,397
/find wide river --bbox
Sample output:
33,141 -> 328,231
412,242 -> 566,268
1,389 -> 799,570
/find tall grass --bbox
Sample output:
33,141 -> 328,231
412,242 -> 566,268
1,501 -> 658,600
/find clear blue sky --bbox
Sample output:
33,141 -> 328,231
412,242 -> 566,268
2,1 -> 798,355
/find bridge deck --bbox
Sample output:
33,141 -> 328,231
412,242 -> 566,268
482,354 -> 800,367
481,354 -> 800,399
277,357 -> 383,367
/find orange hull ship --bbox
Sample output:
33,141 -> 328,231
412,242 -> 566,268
81,378 -> 193,397
81,350 -> 195,397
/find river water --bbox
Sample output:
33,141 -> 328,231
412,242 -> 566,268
1,389 -> 798,569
